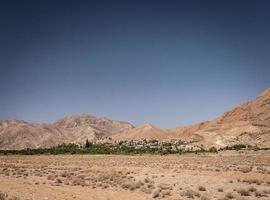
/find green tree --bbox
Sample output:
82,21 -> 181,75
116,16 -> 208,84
85,139 -> 91,148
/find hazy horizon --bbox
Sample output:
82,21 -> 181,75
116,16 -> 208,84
1,0 -> 270,128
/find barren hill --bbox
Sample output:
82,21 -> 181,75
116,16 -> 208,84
0,114 -> 134,150
53,114 -> 134,144
111,124 -> 168,141
54,114 -> 133,134
0,120 -> 68,150
167,87 -> 270,147
0,87 -> 269,149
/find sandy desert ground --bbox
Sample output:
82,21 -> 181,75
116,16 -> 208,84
0,151 -> 270,200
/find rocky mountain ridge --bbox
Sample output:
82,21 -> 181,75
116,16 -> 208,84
166,87 -> 270,147
0,87 -> 269,149
0,114 -> 134,149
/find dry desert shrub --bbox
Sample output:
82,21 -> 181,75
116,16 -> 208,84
181,189 -> 200,199
56,178 -> 62,184
140,186 -> 152,194
161,190 -> 171,197
102,184 -> 109,189
144,177 -> 151,183
134,180 -> 144,189
225,192 -> 234,199
60,172 -> 67,177
242,178 -> 262,185
217,188 -> 224,192
198,186 -> 206,191
151,189 -> 160,198
146,182 -> 155,190
121,181 -> 137,191
235,197 -> 247,200
8,197 -> 20,200
0,193 -> 20,200
237,188 -> 250,196
255,190 -> 268,197
152,175 -> 158,179
158,183 -> 172,190
47,174 -> 56,181
72,178 -> 85,186
256,166 -> 266,172
200,195 -> 210,200
248,186 -> 257,192
0,192 -> 6,200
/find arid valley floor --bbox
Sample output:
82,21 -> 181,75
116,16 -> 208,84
0,151 -> 270,200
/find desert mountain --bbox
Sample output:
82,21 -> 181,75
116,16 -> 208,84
0,120 -> 68,150
0,114 -> 134,150
54,114 -> 133,134
111,124 -> 168,141
53,114 -> 134,143
167,87 -> 270,147
0,87 -> 269,149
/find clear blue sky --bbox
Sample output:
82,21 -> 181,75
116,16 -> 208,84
0,0 -> 270,128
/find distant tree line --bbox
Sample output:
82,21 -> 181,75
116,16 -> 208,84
0,141 -> 266,156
